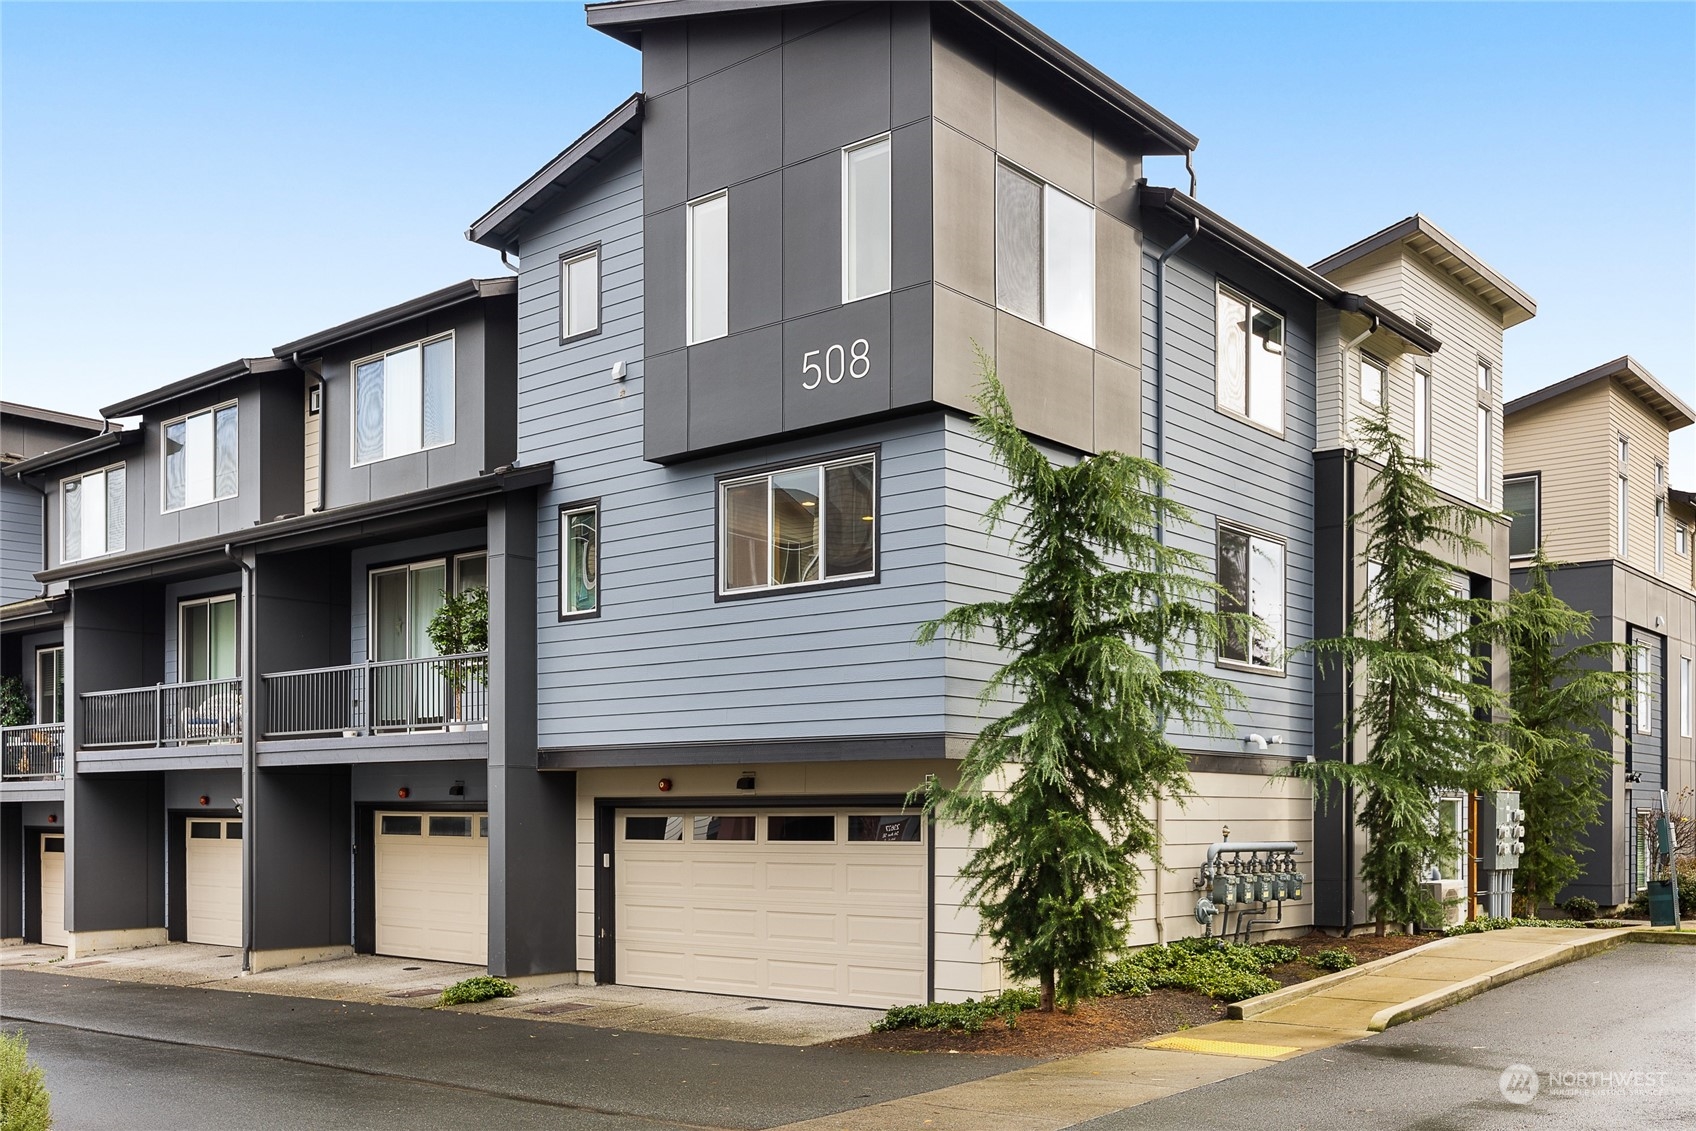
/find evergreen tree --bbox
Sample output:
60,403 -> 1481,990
1291,412 -> 1509,934
917,365 -> 1243,1010
1501,551 -> 1630,915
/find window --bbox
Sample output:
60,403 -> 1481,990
848,814 -> 922,842
163,403 -> 238,511
842,135 -> 891,303
1475,405 -> 1491,502
353,335 -> 454,464
1655,497 -> 1665,574
1678,524 -> 1689,556
1217,524 -> 1285,671
1215,284 -> 1284,433
995,162 -> 1094,346
686,191 -> 728,344
1681,655 -> 1691,740
1430,794 -> 1466,883
1412,369 -> 1432,460
693,815 -> 754,841
559,246 -> 601,341
1359,355 -> 1385,409
179,595 -> 238,682
62,464 -> 126,562
1504,476 -> 1539,558
719,453 -> 876,595
625,815 -> 682,841
1477,358 -> 1491,393
560,503 -> 600,618
1633,639 -> 1653,737
430,815 -> 472,837
36,647 -> 64,725
1618,474 -> 1630,558
454,553 -> 487,595
768,814 -> 835,842
380,815 -> 422,836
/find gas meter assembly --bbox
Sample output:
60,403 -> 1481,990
1475,790 -> 1526,918
1193,832 -> 1305,943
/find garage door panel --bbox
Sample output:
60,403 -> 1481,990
766,910 -> 839,944
846,861 -> 926,895
622,945 -> 690,984
690,952 -> 762,992
622,857 -> 686,890
763,861 -> 840,893
690,860 -> 759,890
375,811 -> 488,966
844,913 -> 926,951
767,958 -> 842,995
692,905 -> 761,941
622,901 -> 689,937
848,964 -> 927,1001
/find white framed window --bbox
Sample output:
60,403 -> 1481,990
842,135 -> 891,303
1504,475 -> 1539,559
179,594 -> 239,682
1475,405 -> 1491,502
36,646 -> 64,725
1413,368 -> 1432,460
1618,474 -> 1630,558
163,402 -> 238,512
559,502 -> 600,618
1359,354 -> 1385,409
1476,358 -> 1491,392
61,464 -> 126,562
1655,497 -> 1666,574
1680,655 -> 1691,740
1217,523 -> 1285,671
994,161 -> 1094,347
719,453 -> 876,595
1677,523 -> 1689,556
559,245 -> 601,341
353,334 -> 454,465
1633,639 -> 1653,737
1619,435 -> 1629,467
1215,284 -> 1284,434
686,191 -> 728,344
1431,793 -> 1467,883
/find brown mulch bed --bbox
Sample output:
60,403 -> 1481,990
830,930 -> 1436,1059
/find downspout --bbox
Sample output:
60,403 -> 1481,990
499,250 -> 519,274
292,352 -> 325,514
1151,210 -> 1200,945
225,543 -> 257,971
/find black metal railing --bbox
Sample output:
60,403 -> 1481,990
2,723 -> 65,779
79,678 -> 242,749
262,653 -> 489,739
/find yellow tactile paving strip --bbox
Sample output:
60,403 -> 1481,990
1144,1035 -> 1300,1058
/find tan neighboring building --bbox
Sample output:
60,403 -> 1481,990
1503,358 -> 1696,907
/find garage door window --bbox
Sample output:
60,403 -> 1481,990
430,816 -> 473,837
43,836 -> 64,853
381,815 -> 422,835
693,815 -> 755,841
225,821 -> 241,839
848,814 -> 922,842
479,816 -> 489,838
190,822 -> 221,839
768,814 -> 835,841
626,815 -> 683,841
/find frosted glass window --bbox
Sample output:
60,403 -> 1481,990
62,465 -> 125,561
163,404 -> 236,511
1218,525 -> 1285,671
844,136 -> 891,302
1217,285 -> 1283,433
560,248 -> 600,339
687,192 -> 728,344
561,505 -> 599,616
1618,475 -> 1630,557
1655,499 -> 1665,574
995,163 -> 1042,323
1475,406 -> 1491,502
1681,656 -> 1691,739
720,454 -> 877,595
1360,356 -> 1385,408
1216,289 -> 1248,418
354,336 -> 454,463
1413,369 -> 1432,459
1044,186 -> 1094,347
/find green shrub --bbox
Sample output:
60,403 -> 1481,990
1251,943 -> 1301,966
872,989 -> 1040,1033
0,1030 -> 53,1131
1100,939 -> 1279,1003
1623,860 -> 1696,919
1562,896 -> 1600,922
1309,948 -> 1357,972
1445,916 -> 1629,936
439,976 -> 519,1006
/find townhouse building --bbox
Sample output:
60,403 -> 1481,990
1503,358 -> 1696,906
5,0 -> 1548,1006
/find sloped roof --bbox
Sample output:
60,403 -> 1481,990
1505,356 -> 1695,430
1312,214 -> 1536,329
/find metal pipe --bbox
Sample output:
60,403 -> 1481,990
1204,841 -> 1299,868
500,250 -> 519,274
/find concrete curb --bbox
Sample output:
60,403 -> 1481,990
1625,926 -> 1696,945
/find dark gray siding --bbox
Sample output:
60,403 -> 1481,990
1,477 -> 44,603
516,143 -> 951,752
1141,225 -> 1318,760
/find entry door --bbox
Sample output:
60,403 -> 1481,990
40,834 -> 67,947
370,562 -> 447,729
185,819 -> 243,947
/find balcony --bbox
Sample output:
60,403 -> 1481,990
2,723 -> 65,780
262,653 -> 489,739
80,678 -> 242,749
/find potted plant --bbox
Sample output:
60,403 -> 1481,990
0,675 -> 30,727
426,586 -> 488,730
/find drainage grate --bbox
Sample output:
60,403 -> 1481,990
526,1002 -> 593,1016
386,988 -> 443,999
745,1005 -> 769,1012
401,966 -> 422,972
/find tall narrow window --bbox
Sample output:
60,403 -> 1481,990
353,336 -> 454,464
62,465 -> 125,562
1475,406 -> 1491,502
1216,284 -> 1285,433
559,246 -> 601,341
1655,498 -> 1666,574
179,594 -> 239,682
687,191 -> 728,344
1681,655 -> 1692,740
1217,524 -> 1286,671
1633,640 -> 1653,737
842,135 -> 891,303
1503,476 -> 1539,558
994,162 -> 1094,346
560,503 -> 600,617
719,454 -> 876,595
1360,355 -> 1385,409
163,403 -> 238,511
1618,475 -> 1630,558
36,647 -> 65,724
1477,358 -> 1491,392
1413,368 -> 1432,459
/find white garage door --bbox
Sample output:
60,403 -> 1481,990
374,811 -> 488,966
615,808 -> 928,1008
186,819 -> 243,947
40,834 -> 67,947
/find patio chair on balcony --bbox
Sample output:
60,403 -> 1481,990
180,691 -> 242,743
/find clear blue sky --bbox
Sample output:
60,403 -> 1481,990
3,2 -> 1691,480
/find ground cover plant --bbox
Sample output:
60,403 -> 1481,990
440,976 -> 518,1006
0,1030 -> 52,1131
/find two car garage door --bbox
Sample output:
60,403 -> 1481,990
615,808 -> 928,1008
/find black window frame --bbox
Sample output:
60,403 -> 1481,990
1213,279 -> 1287,439
558,242 -> 603,345
1503,473 -> 1540,560
557,497 -> 603,622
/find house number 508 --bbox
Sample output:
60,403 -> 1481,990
801,339 -> 871,389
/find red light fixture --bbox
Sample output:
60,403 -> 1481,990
48,814 -> 58,823
657,778 -> 673,792
398,787 -> 410,799
198,795 -> 210,806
